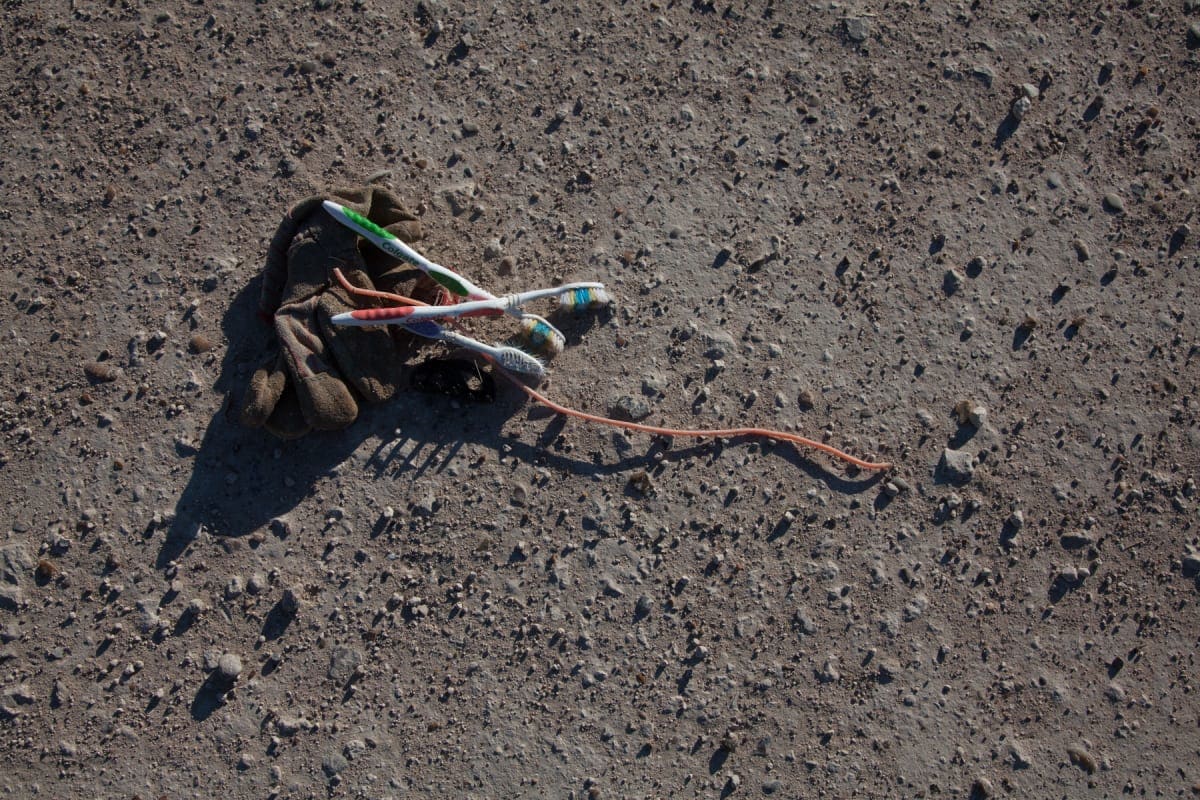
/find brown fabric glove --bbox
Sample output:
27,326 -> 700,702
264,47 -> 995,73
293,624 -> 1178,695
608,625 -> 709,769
238,186 -> 425,439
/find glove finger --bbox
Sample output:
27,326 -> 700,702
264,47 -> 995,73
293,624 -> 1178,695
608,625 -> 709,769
264,379 -> 312,439
239,351 -> 289,429
276,296 -> 360,431
319,270 -> 402,404
259,195 -> 329,315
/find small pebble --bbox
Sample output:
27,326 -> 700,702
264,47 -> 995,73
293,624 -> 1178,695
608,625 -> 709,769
1071,239 -> 1091,261
972,65 -> 995,86
1102,193 -> 1125,214
969,405 -> 988,428
1011,95 -> 1032,121
217,653 -> 243,681
610,395 -> 651,422
189,333 -> 214,353
940,448 -> 976,482
83,362 -> 121,383
1060,531 -> 1094,549
844,17 -> 869,42
943,268 -> 964,294
1066,743 -> 1097,774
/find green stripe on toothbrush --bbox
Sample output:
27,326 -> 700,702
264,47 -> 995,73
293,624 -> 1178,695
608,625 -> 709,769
337,205 -> 470,297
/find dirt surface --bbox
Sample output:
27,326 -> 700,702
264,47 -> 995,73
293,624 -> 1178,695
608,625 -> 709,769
2,1 -> 1199,797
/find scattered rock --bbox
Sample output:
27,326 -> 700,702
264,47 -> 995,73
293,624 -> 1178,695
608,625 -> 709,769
940,448 -> 977,483
903,593 -> 929,621
83,362 -> 121,383
1009,741 -> 1032,769
1057,565 -> 1090,585
279,587 -> 301,616
1060,531 -> 1094,549
189,333 -> 214,353
1102,192 -> 1125,214
275,715 -> 309,736
972,776 -> 994,797
1066,743 -> 1097,774
844,17 -> 870,42
0,545 -> 34,585
322,751 -> 349,777
441,181 -> 478,216
943,268 -> 964,294
217,653 -> 243,681
609,395 -> 651,422
328,646 -> 363,684
628,469 -> 654,495
601,576 -> 624,597
1011,95 -> 1032,121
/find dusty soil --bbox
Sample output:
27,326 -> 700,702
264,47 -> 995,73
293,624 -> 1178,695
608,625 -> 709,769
2,0 -> 1199,797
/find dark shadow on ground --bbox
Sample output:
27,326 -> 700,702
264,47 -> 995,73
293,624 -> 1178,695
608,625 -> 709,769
190,671 -> 233,722
160,274 -> 371,567
993,111 -> 1020,148
165,271 -> 884,567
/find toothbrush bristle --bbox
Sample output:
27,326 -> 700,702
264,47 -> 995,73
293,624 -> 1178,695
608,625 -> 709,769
493,346 -> 545,378
561,286 -> 611,310
518,318 -> 566,356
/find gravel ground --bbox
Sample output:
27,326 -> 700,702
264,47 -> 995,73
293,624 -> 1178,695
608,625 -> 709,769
1,1 -> 1198,798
